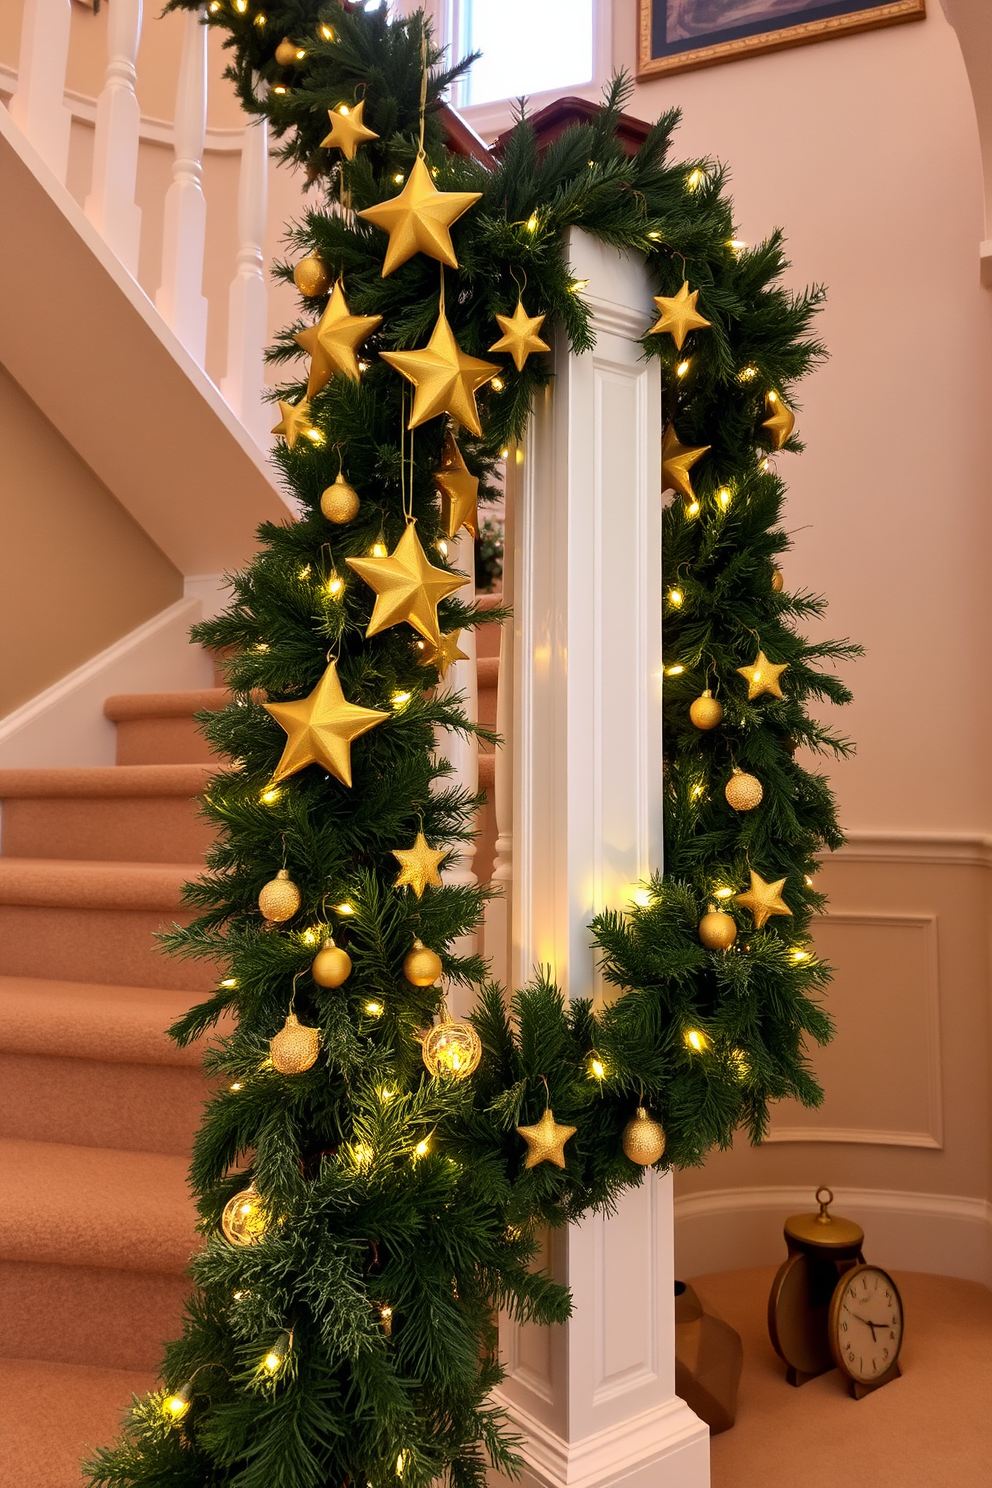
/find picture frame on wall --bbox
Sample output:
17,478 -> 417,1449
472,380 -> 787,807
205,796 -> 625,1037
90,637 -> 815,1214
637,0 -> 926,80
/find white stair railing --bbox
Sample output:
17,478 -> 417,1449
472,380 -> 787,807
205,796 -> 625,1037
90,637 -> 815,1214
9,0 -> 73,183
84,0 -> 144,275
156,5 -> 210,363
221,108 -> 270,446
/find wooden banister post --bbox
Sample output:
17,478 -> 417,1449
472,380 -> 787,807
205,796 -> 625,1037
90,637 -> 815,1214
155,5 -> 209,364
220,110 -> 270,444
85,0 -> 144,275
10,0 -> 74,184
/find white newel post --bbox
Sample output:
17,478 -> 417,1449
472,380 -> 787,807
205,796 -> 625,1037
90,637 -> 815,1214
85,0 -> 143,274
494,232 -> 710,1488
221,111 -> 270,444
437,527 -> 479,1008
483,458 -> 516,990
10,0 -> 73,183
156,6 -> 209,363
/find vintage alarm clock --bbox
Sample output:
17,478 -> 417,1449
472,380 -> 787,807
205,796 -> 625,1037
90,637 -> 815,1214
828,1262 -> 904,1399
768,1187 -> 865,1386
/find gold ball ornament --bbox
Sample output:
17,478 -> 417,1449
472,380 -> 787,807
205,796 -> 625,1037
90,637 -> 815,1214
771,566 -> 784,593
725,768 -> 764,811
403,938 -> 443,987
221,1182 -> 268,1246
270,1011 -> 321,1074
293,254 -> 332,298
699,904 -> 738,950
622,1107 -> 667,1165
312,936 -> 352,988
258,868 -> 302,923
689,690 -> 723,731
320,472 -> 361,524
421,1009 -> 482,1080
275,36 -> 302,67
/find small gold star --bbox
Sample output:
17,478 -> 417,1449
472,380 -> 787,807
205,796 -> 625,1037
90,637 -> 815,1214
433,432 -> 479,538
488,297 -> 550,372
762,391 -> 796,450
271,398 -> 317,450
346,522 -> 466,648
662,423 -> 710,503
648,280 -> 711,351
320,100 -> 379,161
735,870 -> 793,930
294,281 -> 382,396
419,630 -> 469,680
516,1108 -> 577,1170
264,661 -> 388,788
392,831 -> 446,898
381,311 -> 498,437
736,650 -> 788,701
357,156 -> 481,277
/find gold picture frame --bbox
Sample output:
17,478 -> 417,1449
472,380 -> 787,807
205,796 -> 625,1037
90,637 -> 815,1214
637,0 -> 926,80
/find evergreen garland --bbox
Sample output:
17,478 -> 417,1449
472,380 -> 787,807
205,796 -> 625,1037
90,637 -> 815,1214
86,4 -> 860,1485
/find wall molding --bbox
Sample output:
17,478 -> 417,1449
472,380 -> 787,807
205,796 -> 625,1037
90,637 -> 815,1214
836,830 -> 992,867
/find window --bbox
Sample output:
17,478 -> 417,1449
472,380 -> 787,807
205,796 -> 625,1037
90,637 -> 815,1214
458,0 -> 594,108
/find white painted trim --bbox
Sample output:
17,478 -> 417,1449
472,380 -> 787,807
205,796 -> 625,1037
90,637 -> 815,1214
764,1126 -> 942,1148
835,830 -> 992,866
0,598 -> 213,769
674,1185 -> 992,1287
183,573 -> 231,622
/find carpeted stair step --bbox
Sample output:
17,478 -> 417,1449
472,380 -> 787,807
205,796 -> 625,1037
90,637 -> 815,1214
0,859 -> 215,991
0,976 -> 219,1154
104,687 -> 228,766
0,764 -> 216,863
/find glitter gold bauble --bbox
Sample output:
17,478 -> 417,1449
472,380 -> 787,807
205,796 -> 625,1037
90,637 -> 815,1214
357,155 -> 481,277
221,1182 -> 267,1245
311,936 -> 352,988
699,904 -> 738,950
736,650 -> 788,701
293,254 -> 332,298
433,432 -> 479,539
274,36 -> 302,67
689,690 -> 723,731
380,310 -> 498,437
762,391 -> 796,450
264,660 -> 388,788
622,1107 -> 667,1165
725,768 -> 763,811
661,423 -> 710,504
294,281 -> 382,396
270,1011 -> 321,1073
516,1108 -> 577,1170
421,1009 -> 482,1079
258,868 -> 301,923
771,566 -> 784,593
648,281 -> 711,351
403,938 -> 443,986
347,522 -> 466,649
320,99 -> 379,161
488,296 -> 550,372
392,831 -> 445,898
320,472 -> 361,524
735,870 -> 793,930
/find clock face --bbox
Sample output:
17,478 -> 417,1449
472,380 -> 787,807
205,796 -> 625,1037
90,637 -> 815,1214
829,1265 -> 903,1384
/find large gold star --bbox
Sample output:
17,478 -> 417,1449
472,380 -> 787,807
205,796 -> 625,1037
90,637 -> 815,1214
433,432 -> 479,538
357,156 -> 481,277
736,650 -> 788,701
346,522 -> 466,648
648,280 -> 711,351
264,661 -> 388,788
662,423 -> 710,503
735,870 -> 793,930
392,831 -> 446,898
320,100 -> 379,161
516,1108 -> 577,1170
419,630 -> 469,680
381,311 -> 498,437
294,281 -> 383,397
762,391 -> 796,450
488,297 -> 550,372
271,398 -> 317,450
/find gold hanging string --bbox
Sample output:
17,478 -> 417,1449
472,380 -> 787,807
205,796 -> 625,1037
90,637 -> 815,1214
418,22 -> 428,158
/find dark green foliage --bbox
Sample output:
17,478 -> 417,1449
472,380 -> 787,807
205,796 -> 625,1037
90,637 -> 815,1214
88,4 -> 858,1486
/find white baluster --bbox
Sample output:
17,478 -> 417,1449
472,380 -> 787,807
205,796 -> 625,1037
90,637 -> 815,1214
221,111 -> 270,444
156,6 -> 209,363
10,0 -> 73,183
484,471 -> 514,990
84,0 -> 143,275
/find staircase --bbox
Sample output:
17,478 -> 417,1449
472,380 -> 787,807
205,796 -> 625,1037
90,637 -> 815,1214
0,623 -> 501,1488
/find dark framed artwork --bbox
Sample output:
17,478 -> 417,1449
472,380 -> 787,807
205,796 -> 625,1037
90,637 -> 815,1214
637,0 -> 926,79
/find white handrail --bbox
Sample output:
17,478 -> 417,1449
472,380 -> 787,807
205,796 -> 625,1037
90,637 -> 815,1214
155,5 -> 210,364
221,110 -> 270,446
9,0 -> 73,183
84,0 -> 143,275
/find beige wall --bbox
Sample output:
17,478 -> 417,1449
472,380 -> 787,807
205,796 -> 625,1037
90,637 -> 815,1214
0,362 -> 182,715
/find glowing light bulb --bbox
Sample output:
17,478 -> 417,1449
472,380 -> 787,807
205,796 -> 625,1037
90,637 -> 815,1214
392,691 -> 411,707
490,376 -> 504,391
301,927 -> 320,946
305,428 -> 324,444
685,1028 -> 709,1053
647,230 -> 662,240
728,239 -> 746,252
589,1056 -> 606,1080
668,588 -> 684,608
336,901 -> 355,915
234,0 -> 247,11
365,1001 -> 383,1016
371,542 -> 387,557
414,1138 -> 429,1157
230,1081 -> 243,1092
500,446 -> 509,459
761,458 -> 769,471
164,1381 -> 192,1420
262,1332 -> 290,1375
320,24 -> 334,39
690,784 -> 705,800
687,500 -> 700,518
570,279 -> 589,293
436,539 -> 448,556
393,173 -> 405,184
631,887 -> 653,908
526,214 -> 539,232
254,14 -> 267,26
273,86 -> 287,94
338,104 -> 349,116
396,1452 -> 408,1476
686,169 -> 705,190
717,488 -> 731,509
259,786 -> 281,805
220,977 -> 237,988
327,575 -> 343,598
666,664 -> 685,676
804,875 -> 814,887
790,949 -> 811,963
737,365 -> 758,382
714,887 -> 735,899
208,1 -> 221,11
676,360 -> 690,378
298,564 -> 311,579
767,391 -> 779,404
353,1142 -> 373,1166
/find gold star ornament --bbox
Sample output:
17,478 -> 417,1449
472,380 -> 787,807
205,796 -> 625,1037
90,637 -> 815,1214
662,423 -> 710,503
735,870 -> 793,930
516,1108 -> 578,1170
381,311 -> 498,437
488,297 -> 550,372
264,661 -> 388,788
271,398 -> 317,450
346,522 -> 466,648
737,649 -> 788,701
320,100 -> 379,161
762,391 -> 796,450
419,630 -> 469,680
357,156 -> 481,277
433,432 -> 478,538
392,831 -> 446,898
294,281 -> 382,396
649,280 -> 711,351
